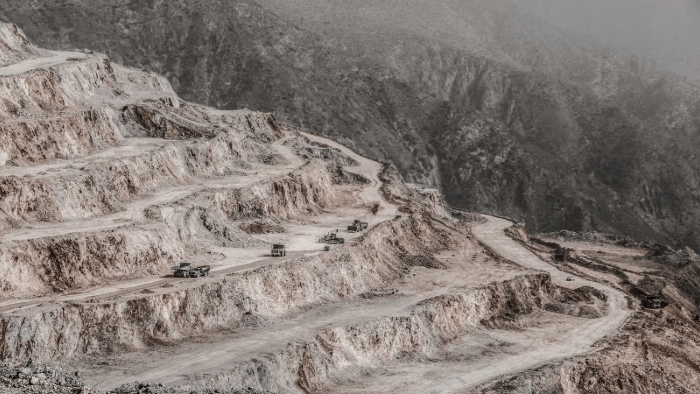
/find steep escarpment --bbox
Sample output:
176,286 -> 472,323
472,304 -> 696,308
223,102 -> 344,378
0,108 -> 124,166
0,55 -> 173,121
0,22 -> 48,67
193,161 -> 336,221
0,137 -> 247,229
379,162 -> 451,219
8,0 -> 700,252
0,226 -> 186,295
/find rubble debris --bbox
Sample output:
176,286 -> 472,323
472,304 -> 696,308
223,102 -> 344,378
0,361 -> 86,394
113,381 -> 274,394
238,221 -> 285,234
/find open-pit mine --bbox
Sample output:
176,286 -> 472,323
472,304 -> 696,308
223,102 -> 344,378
0,20 -> 699,394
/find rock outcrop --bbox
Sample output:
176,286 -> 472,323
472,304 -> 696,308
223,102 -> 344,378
0,22 -> 48,67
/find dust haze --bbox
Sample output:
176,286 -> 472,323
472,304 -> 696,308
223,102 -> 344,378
517,0 -> 700,80
256,0 -> 700,80
2,1 -> 700,393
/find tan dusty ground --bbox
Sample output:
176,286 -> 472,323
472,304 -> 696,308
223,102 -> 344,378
0,26 -> 635,394
472,235 -> 700,394
549,239 -> 662,274
78,237 -> 529,391
60,216 -> 630,393
320,217 -> 632,393
539,235 -> 700,315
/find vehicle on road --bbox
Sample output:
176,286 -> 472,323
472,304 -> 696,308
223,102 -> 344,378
271,244 -> 287,257
643,295 -> 662,309
566,277 -> 575,281
319,233 -> 345,244
171,262 -> 211,278
348,219 -> 368,232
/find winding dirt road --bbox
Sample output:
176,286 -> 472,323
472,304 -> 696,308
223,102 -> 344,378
461,215 -> 632,389
327,215 -> 633,393
0,51 -> 86,76
0,41 -> 633,394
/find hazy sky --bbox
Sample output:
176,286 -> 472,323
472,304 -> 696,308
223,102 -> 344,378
516,0 -> 700,79
254,0 -> 700,80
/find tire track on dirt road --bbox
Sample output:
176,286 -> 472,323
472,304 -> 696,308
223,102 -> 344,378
460,215 -> 632,390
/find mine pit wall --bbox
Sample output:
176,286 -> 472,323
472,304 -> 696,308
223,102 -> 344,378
0,215 -> 456,364
52,56 -> 174,109
182,274 -> 556,394
0,226 -> 186,295
410,186 -> 452,220
205,160 -> 336,221
0,22 -> 48,67
124,102 -> 216,140
0,55 -> 171,120
379,162 -> 452,220
0,108 -> 124,166
158,205 -> 264,248
0,160 -> 337,295
0,67 -> 76,118
155,161 -> 337,246
124,97 -> 284,142
0,116 -> 280,229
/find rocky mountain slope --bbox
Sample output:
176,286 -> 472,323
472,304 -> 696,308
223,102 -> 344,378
4,0 -> 700,253
1,21 -> 700,394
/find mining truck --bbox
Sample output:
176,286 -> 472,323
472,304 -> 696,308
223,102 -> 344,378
171,262 -> 211,278
554,248 -> 570,262
319,233 -> 345,244
271,244 -> 287,257
643,295 -> 662,309
347,220 -> 368,233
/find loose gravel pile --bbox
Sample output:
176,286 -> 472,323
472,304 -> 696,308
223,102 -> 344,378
0,361 -> 276,394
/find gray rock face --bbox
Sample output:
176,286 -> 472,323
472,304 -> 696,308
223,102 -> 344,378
3,0 -> 700,250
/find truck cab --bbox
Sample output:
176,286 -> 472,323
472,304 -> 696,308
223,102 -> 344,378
271,244 -> 287,257
320,233 -> 345,244
348,219 -> 368,232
